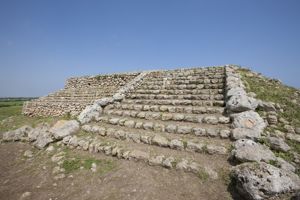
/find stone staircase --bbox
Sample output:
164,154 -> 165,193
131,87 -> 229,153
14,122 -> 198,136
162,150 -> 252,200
22,73 -> 139,117
65,66 -> 233,178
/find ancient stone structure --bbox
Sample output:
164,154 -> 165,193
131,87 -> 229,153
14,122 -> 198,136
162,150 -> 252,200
22,73 -> 139,116
5,65 -> 298,199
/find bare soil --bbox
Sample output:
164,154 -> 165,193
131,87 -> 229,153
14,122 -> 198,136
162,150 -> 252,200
0,142 -> 235,200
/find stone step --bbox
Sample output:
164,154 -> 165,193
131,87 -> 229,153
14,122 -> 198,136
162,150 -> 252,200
102,109 -> 230,125
62,134 -> 229,178
137,83 -> 224,90
148,71 -> 224,78
48,92 -> 113,97
128,89 -> 224,95
81,123 -> 230,155
32,99 -> 95,103
95,114 -> 231,138
125,94 -> 224,101
143,76 -> 224,82
106,103 -> 225,115
140,79 -> 224,86
121,99 -> 225,107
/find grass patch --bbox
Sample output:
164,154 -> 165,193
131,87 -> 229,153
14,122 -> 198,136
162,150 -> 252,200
62,158 -> 81,173
274,151 -> 294,163
218,168 -> 231,185
258,137 -> 271,147
197,168 -> 209,181
286,140 -> 300,155
0,102 -> 23,121
238,68 -> 300,127
62,148 -> 117,175
268,160 -> 280,168
62,157 -> 116,175
0,99 -> 63,132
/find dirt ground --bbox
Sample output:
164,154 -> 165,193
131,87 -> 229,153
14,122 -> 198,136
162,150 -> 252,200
0,142 -> 237,200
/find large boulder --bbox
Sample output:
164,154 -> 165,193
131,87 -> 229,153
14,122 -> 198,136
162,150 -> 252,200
226,87 -> 247,99
94,97 -> 113,107
231,128 -> 261,141
257,100 -> 276,112
231,162 -> 300,200
267,137 -> 291,152
231,111 -> 266,134
33,130 -> 54,149
286,134 -> 300,143
78,104 -> 102,124
49,120 -> 80,140
2,125 -> 32,142
231,139 -> 276,163
226,95 -> 258,113
28,123 -> 50,142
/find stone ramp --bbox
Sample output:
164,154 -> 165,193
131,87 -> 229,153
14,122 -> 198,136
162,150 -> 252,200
69,66 -> 232,178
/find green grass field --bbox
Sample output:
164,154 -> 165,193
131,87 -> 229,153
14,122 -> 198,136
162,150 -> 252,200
0,99 -> 61,132
238,68 -> 300,127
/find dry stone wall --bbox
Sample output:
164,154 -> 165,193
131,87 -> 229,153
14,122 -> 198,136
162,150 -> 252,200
22,73 -> 140,117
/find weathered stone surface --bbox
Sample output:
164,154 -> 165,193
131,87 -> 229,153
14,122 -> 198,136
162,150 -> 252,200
162,156 -> 175,168
267,137 -> 291,152
219,116 -> 230,124
152,135 -> 169,147
286,133 -> 300,143
78,104 -> 103,124
257,100 -> 276,112
68,136 -> 78,147
175,159 -> 189,171
94,97 -> 114,106
226,95 -> 258,113
143,122 -> 154,130
231,111 -> 266,133
285,125 -> 295,133
277,157 -> 296,173
50,120 -> 80,140
3,125 -> 32,142
124,120 -> 136,128
226,87 -> 247,98
203,116 -> 218,125
28,123 -> 50,142
149,155 -> 165,166
231,128 -> 261,141
165,124 -> 177,133
129,150 -> 149,161
231,162 -> 300,200
231,139 -> 276,163
186,141 -> 204,152
206,145 -> 227,155
173,114 -> 185,121
207,128 -> 219,137
267,114 -> 278,125
220,129 -> 231,138
24,150 -> 33,158
33,130 -> 54,149
177,126 -> 192,134
169,139 -> 184,150
295,127 -> 300,135
193,127 -> 206,136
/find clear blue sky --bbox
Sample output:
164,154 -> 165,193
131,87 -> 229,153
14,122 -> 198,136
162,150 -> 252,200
0,0 -> 299,97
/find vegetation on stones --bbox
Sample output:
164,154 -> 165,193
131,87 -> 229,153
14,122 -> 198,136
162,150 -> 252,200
258,137 -> 271,147
268,160 -> 280,168
238,68 -> 300,127
274,151 -> 294,163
